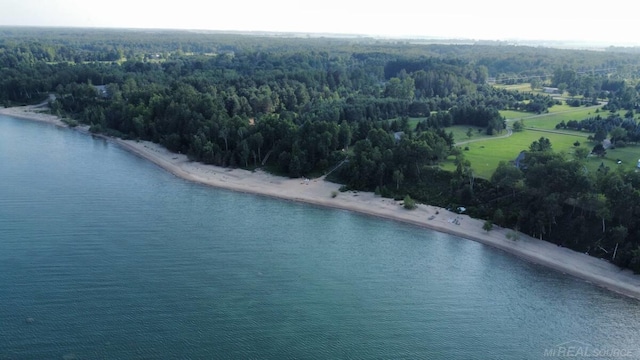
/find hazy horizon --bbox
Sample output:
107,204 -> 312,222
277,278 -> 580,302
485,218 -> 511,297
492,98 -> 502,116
1,0 -> 638,47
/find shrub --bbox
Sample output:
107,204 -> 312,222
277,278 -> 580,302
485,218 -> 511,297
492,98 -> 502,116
506,231 -> 520,241
89,123 -> 104,133
403,195 -> 417,210
62,118 -> 78,127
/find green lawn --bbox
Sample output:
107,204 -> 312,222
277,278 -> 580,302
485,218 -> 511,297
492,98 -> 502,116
493,83 -> 534,92
587,145 -> 640,173
523,107 -> 602,130
523,109 -> 637,132
501,107 -> 598,125
390,103 -> 640,178
547,104 -> 575,113
492,83 -> 556,97
443,130 -> 640,179
447,125 -> 497,143
493,83 -> 548,95
500,110 -> 531,120
385,117 -> 427,130
443,130 -> 593,179
438,100 -> 640,179
407,117 -> 425,129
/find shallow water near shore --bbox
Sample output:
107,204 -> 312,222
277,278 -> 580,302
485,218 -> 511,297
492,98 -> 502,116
2,115 -> 640,359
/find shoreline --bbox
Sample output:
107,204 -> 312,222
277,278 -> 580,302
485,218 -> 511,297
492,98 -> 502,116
3,105 -> 640,301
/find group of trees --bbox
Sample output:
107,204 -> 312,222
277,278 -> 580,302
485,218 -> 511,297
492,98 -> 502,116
557,113 -> 640,145
552,68 -> 640,107
484,141 -> 640,273
42,50 -> 500,177
3,28 -> 640,272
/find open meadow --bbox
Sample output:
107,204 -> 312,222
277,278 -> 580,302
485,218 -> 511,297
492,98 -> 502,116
441,102 -> 640,179
443,130 -> 589,179
501,105 -> 602,129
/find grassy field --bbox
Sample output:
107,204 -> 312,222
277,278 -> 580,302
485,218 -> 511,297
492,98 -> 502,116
386,117 -> 426,130
407,117 -> 424,129
501,105 -> 599,119
446,89 -> 640,178
547,103 -> 575,113
500,110 -> 531,120
397,102 -> 640,179
443,130 -> 640,179
448,125 -> 497,143
442,129 -> 595,179
492,83 -> 550,96
517,109 -> 634,132
588,145 -> 640,172
493,83 -> 534,92
522,108 -> 602,130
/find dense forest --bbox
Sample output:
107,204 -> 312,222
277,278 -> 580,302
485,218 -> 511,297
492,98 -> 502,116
3,27 -> 640,272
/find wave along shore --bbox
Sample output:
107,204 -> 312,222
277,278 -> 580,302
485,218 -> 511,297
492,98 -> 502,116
3,104 -> 640,300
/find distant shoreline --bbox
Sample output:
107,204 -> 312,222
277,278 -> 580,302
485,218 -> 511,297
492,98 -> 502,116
3,104 -> 640,301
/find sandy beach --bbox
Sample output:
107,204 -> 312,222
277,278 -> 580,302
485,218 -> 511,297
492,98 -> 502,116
4,105 -> 640,301
0,102 -> 66,127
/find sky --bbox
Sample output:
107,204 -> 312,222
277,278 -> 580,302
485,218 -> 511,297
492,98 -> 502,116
1,0 -> 638,46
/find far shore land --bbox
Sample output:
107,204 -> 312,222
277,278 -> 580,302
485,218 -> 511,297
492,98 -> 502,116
4,104 -> 640,300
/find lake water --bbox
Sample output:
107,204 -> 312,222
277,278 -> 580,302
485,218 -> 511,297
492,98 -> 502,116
1,116 -> 640,359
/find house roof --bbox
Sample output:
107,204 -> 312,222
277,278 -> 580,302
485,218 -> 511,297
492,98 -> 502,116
515,150 -> 526,169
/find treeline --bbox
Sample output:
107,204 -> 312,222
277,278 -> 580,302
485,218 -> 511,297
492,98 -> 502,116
557,112 -> 640,145
37,47 -> 513,178
552,69 -> 640,107
479,146 -> 640,273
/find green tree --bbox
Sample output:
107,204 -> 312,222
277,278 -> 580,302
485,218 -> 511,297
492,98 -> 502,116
218,126 -> 230,152
593,193 -> 610,233
384,76 -> 415,101
530,78 -> 541,90
529,137 -> 552,152
592,143 -> 606,157
239,139 -> 250,167
493,209 -> 505,226
393,169 -> 404,190
491,161 -> 523,197
454,152 -> 475,192
338,121 -> 352,150
289,155 -> 302,178
557,83 -> 567,94
630,246 -> 640,274
483,220 -> 494,232
403,195 -> 417,210
573,147 -> 590,162
593,128 -> 607,143
512,119 -> 524,132
609,126 -> 627,145
609,225 -> 628,260
506,230 -> 520,241
249,132 -> 264,165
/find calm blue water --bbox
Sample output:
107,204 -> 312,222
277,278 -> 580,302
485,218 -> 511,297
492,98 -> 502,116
1,116 -> 640,360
